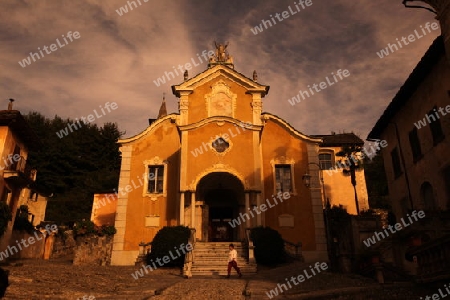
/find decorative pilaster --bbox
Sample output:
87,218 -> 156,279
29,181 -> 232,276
191,192 -> 196,229
306,144 -> 328,258
250,93 -> 263,125
110,145 -> 133,265
178,91 -> 192,126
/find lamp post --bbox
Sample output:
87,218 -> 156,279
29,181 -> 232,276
302,162 -> 328,208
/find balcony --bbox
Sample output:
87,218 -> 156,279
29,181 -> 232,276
3,156 -> 36,187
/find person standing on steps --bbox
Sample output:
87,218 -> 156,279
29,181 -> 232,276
227,243 -> 242,278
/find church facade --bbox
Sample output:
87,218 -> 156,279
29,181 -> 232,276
102,46 -> 368,266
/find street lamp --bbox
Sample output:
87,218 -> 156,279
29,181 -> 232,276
302,173 -> 311,188
302,162 -> 327,208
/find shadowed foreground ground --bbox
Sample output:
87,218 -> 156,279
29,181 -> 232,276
2,258 -> 436,299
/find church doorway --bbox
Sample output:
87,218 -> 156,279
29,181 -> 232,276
196,172 -> 244,242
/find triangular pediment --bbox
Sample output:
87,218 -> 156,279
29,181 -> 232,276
171,64 -> 269,97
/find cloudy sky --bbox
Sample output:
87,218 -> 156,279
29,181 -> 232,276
0,0 -> 440,139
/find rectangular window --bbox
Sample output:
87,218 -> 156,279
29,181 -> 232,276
319,153 -> 333,170
148,166 -> 164,194
275,165 -> 292,193
429,107 -> 445,145
391,147 -> 402,179
408,127 -> 422,162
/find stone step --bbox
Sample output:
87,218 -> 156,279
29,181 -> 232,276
190,267 -> 257,276
184,242 -> 257,276
193,262 -> 249,266
194,250 -> 245,255
193,257 -> 247,261
194,254 -> 246,258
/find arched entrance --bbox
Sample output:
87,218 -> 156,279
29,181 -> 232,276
196,172 -> 244,242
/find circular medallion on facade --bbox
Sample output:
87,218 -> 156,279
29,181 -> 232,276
212,137 -> 229,153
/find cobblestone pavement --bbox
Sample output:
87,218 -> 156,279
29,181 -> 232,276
1,259 -> 437,299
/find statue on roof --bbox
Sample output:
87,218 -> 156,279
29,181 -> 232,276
209,41 -> 234,68
215,41 -> 229,62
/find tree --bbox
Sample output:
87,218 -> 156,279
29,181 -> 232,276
363,152 -> 390,209
24,112 -> 124,223
336,144 -> 364,215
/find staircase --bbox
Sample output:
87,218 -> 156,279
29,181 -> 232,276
188,242 -> 257,276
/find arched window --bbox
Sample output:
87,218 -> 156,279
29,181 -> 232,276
420,182 -> 436,210
319,151 -> 334,170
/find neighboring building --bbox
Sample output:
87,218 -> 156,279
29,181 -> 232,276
91,193 -> 117,227
367,36 -> 450,278
368,36 -> 449,216
313,133 -> 370,215
0,102 -> 40,252
96,45 -> 370,266
17,187 -> 48,227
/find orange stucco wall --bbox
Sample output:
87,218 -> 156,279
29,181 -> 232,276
91,193 -> 117,226
320,146 -> 369,215
122,120 -> 180,250
261,120 -> 317,250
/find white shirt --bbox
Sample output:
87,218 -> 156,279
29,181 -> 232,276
228,249 -> 237,262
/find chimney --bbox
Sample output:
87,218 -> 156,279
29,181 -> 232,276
8,99 -> 14,110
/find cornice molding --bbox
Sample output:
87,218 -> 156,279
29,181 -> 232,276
178,116 -> 260,131
118,114 -> 178,144
261,113 -> 323,143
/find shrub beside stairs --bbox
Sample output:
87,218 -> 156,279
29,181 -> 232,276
186,242 -> 257,276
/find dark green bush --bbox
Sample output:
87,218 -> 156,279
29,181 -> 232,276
73,220 -> 96,236
250,226 -> 285,265
0,202 -> 12,237
99,225 -> 117,236
73,220 -> 116,237
146,226 -> 191,267
13,205 -> 35,233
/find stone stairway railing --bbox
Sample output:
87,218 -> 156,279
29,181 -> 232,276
284,239 -> 304,261
244,228 -> 255,264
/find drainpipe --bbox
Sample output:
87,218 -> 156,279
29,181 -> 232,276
390,122 -> 414,211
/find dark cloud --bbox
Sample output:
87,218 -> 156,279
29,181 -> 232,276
0,0 -> 440,138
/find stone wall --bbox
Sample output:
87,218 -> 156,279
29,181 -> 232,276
9,231 -> 46,259
73,235 -> 114,266
51,230 -> 76,259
